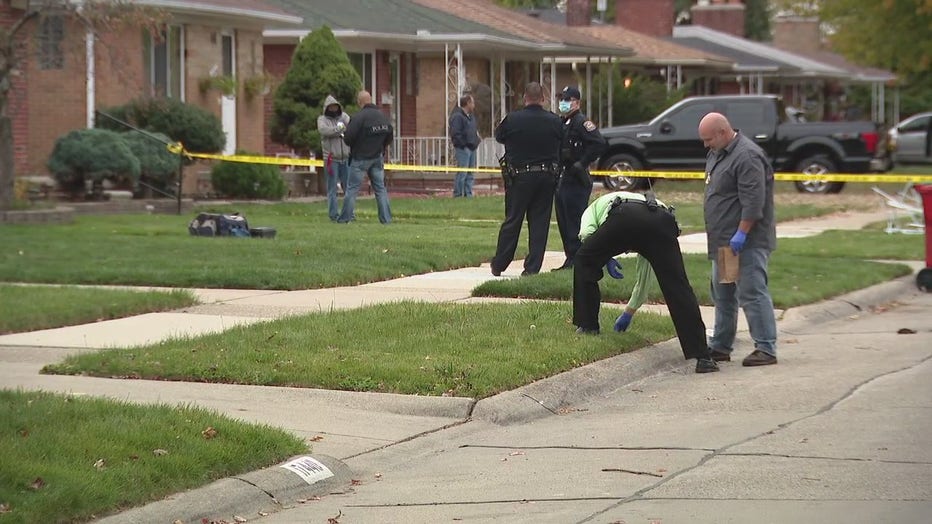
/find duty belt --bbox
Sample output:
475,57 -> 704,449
609,198 -> 669,212
512,162 -> 559,175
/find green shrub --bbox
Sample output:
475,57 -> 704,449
47,129 -> 140,198
210,152 -> 287,199
123,131 -> 181,197
595,71 -> 688,126
98,98 -> 225,154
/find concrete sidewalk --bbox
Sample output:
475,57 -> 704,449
1,208 -> 926,523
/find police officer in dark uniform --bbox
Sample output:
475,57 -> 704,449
553,86 -> 607,271
490,82 -> 563,276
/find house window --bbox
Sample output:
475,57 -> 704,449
221,33 -> 234,77
145,26 -> 183,98
348,52 -> 373,93
37,15 -> 64,70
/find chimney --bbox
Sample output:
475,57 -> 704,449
615,0 -> 674,37
773,16 -> 822,53
566,0 -> 591,26
691,0 -> 746,38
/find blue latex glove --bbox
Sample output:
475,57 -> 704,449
606,259 -> 624,279
729,230 -> 747,255
614,311 -> 634,332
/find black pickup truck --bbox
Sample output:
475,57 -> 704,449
597,95 -> 882,194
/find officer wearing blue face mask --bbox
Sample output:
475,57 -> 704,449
553,86 -> 607,271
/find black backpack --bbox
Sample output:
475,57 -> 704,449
188,213 -> 250,237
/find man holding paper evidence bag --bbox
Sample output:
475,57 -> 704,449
699,112 -> 778,367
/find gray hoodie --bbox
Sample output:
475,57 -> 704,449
317,95 -> 351,161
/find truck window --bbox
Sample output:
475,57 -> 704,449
900,115 -> 930,133
726,101 -> 775,131
663,103 -> 714,136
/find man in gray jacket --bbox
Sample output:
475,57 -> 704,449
317,95 -> 351,221
699,112 -> 777,367
449,94 -> 480,197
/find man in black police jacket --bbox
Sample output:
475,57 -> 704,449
338,90 -> 393,224
553,85 -> 607,271
490,82 -> 563,276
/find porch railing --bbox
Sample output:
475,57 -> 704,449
390,137 -> 504,169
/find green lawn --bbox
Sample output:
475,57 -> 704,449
43,301 -> 678,399
0,192 -> 881,290
0,284 -> 197,334
0,390 -> 306,523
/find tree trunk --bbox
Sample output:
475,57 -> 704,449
0,115 -> 12,210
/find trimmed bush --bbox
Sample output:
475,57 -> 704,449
123,131 -> 181,197
98,98 -> 225,154
210,152 -> 287,200
47,129 -> 140,198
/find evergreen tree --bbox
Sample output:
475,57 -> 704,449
270,26 -> 362,155
744,0 -> 772,41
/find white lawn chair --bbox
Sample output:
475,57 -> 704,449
871,183 -> 925,234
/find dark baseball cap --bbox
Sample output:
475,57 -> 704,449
561,86 -> 581,101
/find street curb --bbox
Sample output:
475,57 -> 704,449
472,338 -> 687,425
95,454 -> 352,524
779,275 -> 920,330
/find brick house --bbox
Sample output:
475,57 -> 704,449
261,0 -> 635,169
3,0 -> 301,189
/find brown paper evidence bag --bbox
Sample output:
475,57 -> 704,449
717,246 -> 740,284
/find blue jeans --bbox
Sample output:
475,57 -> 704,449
709,247 -> 777,356
338,156 -> 392,224
326,159 -> 349,221
453,147 -> 476,197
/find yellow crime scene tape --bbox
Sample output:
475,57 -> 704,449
166,143 -> 932,184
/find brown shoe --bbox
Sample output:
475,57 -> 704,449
742,350 -> 777,367
709,350 -> 731,362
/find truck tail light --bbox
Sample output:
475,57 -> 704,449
860,131 -> 878,154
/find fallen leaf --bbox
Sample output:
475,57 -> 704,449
93,459 -> 106,470
234,516 -> 247,523
327,510 -> 342,524
18,428 -> 28,438
308,435 -> 324,442
897,328 -> 917,334
129,454 -> 139,461
202,427 -> 219,439
29,477 -> 45,490
153,449 -> 169,456
350,479 -> 362,486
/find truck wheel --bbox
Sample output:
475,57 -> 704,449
602,153 -> 651,191
793,155 -> 845,194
